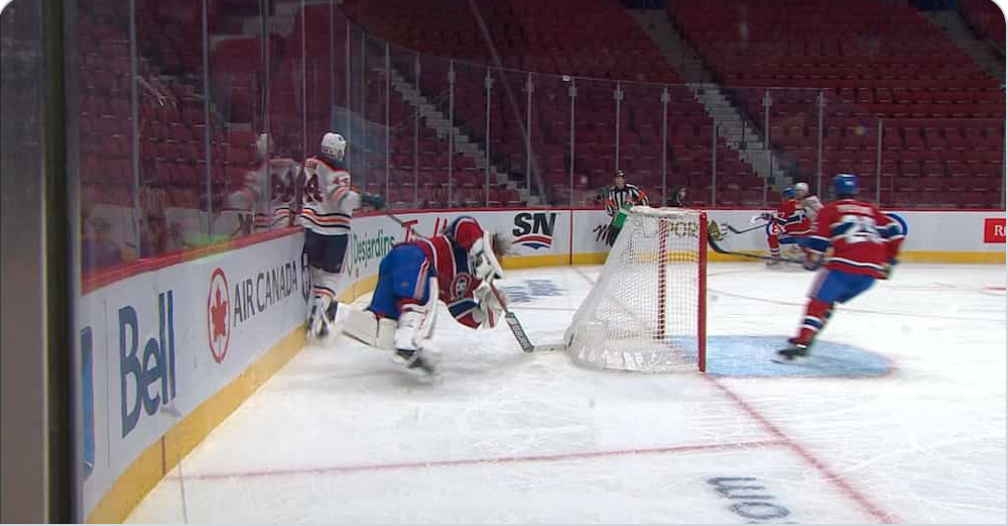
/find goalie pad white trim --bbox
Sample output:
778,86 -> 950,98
343,307 -> 396,350
394,277 -> 439,351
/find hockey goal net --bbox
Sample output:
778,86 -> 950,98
564,207 -> 706,372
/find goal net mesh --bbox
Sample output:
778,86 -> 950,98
565,207 -> 706,372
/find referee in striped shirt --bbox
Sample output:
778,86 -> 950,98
604,170 -> 649,246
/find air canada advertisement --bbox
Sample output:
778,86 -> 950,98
77,232 -> 307,517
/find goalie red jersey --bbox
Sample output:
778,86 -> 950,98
361,215 -> 506,377
805,199 -> 905,278
408,216 -> 490,328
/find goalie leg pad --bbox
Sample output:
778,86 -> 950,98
343,307 -> 396,350
394,277 -> 439,352
392,278 -> 440,377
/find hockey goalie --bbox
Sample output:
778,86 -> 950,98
343,216 -> 510,378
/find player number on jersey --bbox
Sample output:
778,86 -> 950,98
840,214 -> 882,244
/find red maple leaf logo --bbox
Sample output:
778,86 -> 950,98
210,287 -> 228,341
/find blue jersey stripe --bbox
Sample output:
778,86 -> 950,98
448,298 -> 478,319
806,236 -> 830,253
829,257 -> 884,271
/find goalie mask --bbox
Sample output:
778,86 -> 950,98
469,231 -> 508,283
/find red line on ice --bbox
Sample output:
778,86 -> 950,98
705,377 -> 902,524
573,266 -> 902,523
170,440 -> 785,481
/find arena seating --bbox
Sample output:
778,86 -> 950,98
669,0 -> 1004,207
78,0 -> 1004,219
341,0 -> 764,205
959,0 -> 1006,49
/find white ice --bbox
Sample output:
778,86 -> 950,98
127,263 -> 1006,523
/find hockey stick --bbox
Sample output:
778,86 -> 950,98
706,231 -> 805,264
726,222 -> 769,235
486,285 -> 566,353
380,210 -> 563,353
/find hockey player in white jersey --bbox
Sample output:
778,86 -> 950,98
794,182 -> 823,225
226,133 -> 301,233
301,132 -> 385,341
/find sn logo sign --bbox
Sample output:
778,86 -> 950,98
512,212 -> 557,250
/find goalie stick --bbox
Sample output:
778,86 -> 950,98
380,210 -> 564,353
486,282 -> 566,353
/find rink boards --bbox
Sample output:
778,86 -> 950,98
78,230 -> 309,521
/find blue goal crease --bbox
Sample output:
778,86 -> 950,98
692,335 -> 891,378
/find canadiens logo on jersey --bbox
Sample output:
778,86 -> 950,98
451,274 -> 473,300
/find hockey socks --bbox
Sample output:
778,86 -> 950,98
795,298 -> 833,346
308,268 -> 344,340
766,234 -> 781,264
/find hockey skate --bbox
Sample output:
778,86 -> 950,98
308,302 -> 340,342
306,305 -> 319,339
773,338 -> 809,363
392,348 -> 439,380
320,302 -> 339,340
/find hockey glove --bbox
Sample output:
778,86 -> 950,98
361,193 -> 386,210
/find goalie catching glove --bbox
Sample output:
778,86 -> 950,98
472,282 -> 505,328
468,230 -> 506,283
466,230 -> 509,328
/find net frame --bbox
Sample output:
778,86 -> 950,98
565,207 -> 707,372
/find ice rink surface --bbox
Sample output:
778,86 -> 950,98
128,263 -> 1006,523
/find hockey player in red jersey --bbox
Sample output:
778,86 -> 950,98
359,216 -> 510,377
760,186 -> 813,265
776,174 -> 905,361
